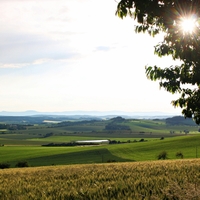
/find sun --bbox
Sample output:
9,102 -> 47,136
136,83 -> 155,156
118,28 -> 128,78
180,17 -> 197,34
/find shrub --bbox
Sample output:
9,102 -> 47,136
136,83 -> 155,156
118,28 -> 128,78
176,152 -> 184,159
157,151 -> 168,160
15,161 -> 30,168
0,163 -> 10,169
107,159 -> 116,163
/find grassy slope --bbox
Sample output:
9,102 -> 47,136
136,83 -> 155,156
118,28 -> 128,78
0,119 -> 199,167
108,135 -> 200,161
124,119 -> 198,134
1,134 -> 200,167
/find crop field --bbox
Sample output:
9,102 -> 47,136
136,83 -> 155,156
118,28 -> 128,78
0,159 -> 200,199
0,116 -> 199,167
0,116 -> 200,199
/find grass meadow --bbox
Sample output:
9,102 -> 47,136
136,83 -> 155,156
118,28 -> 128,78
0,118 -> 199,167
1,134 -> 200,167
0,159 -> 200,199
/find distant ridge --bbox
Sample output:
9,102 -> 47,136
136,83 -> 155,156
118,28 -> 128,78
0,110 -> 180,119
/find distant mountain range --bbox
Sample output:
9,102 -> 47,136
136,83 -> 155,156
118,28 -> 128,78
0,110 -> 180,119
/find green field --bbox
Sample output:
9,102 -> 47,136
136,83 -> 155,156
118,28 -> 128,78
0,116 -> 199,167
1,116 -> 200,199
0,135 -> 200,167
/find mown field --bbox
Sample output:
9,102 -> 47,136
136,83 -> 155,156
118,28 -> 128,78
0,159 -> 200,199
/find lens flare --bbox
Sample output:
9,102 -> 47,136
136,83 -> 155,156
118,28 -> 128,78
180,17 -> 197,34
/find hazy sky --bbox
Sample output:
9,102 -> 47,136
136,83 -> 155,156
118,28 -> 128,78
0,0 -> 182,114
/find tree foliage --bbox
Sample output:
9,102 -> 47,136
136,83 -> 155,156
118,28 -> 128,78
116,0 -> 200,124
15,161 -> 30,168
166,116 -> 196,125
157,151 -> 168,160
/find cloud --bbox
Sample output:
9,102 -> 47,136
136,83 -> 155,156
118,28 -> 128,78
95,46 -> 111,52
0,63 -> 28,69
0,0 -> 181,114
0,31 -> 78,66
0,0 -> 119,66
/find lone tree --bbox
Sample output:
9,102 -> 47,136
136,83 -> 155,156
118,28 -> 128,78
157,151 -> 168,160
116,0 -> 200,124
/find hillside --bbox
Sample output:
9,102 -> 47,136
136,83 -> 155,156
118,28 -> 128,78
0,159 -> 200,199
166,116 -> 197,126
0,116 -> 199,167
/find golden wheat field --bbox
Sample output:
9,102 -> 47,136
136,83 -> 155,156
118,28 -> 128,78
0,159 -> 200,200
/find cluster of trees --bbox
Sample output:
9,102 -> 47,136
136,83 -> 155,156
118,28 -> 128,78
116,0 -> 200,124
110,116 -> 126,123
43,139 -> 149,146
42,142 -> 80,147
54,120 -> 98,128
157,151 -> 184,160
109,138 -> 147,144
166,116 -> 196,126
42,142 -> 102,147
0,124 -> 27,131
105,117 -> 131,131
0,161 -> 29,169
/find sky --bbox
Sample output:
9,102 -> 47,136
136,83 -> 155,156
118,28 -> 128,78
0,0 -> 182,114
